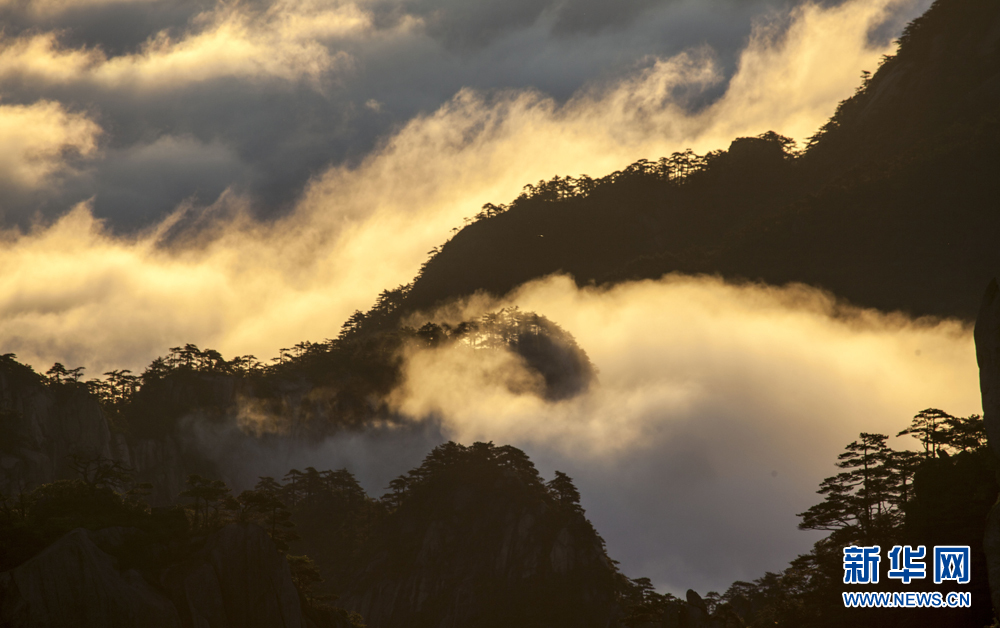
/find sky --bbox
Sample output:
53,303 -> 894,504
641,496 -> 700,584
0,0 -> 923,232
0,0 -> 961,596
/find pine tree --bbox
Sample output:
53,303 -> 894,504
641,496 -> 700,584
798,433 -> 899,545
547,471 -> 582,511
897,408 -> 954,458
179,474 -> 231,531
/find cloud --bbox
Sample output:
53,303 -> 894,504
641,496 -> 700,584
0,0 -> 929,227
0,0 -> 214,57
0,0 -> 923,377
368,0 -> 669,49
387,274 -> 981,593
0,0 -> 367,90
0,99 -> 100,198
0,0 -> 956,598
87,270 -> 978,595
92,135 -> 245,226
551,0 -> 665,35
0,0 -> 162,17
183,408 -> 447,497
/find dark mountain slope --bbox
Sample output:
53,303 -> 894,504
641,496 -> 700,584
0,522 -> 353,628
802,0 -> 1000,175
395,0 -> 1000,322
708,136 -> 1000,318
337,442 -> 622,628
405,135 -> 802,317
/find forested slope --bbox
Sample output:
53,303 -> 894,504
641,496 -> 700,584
386,0 -> 1000,323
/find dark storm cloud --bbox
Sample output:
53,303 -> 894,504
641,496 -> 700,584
552,0 -> 665,35
0,80 -> 366,229
83,80 -> 369,227
0,0 -> 213,55
369,0 -> 550,49
369,0 -> 673,49
0,0 -> 929,230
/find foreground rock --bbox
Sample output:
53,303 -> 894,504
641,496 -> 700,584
0,523 -> 304,628
976,278 -> 1000,613
976,279 -> 1000,457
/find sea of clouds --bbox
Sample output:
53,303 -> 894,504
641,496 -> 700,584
0,0 -> 958,595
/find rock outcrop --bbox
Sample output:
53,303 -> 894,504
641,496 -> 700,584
0,357 -> 396,504
0,365 -> 130,498
0,523 -> 305,628
0,360 -> 237,505
0,527 -> 181,627
975,278 -> 1000,613
344,503 -> 617,628
336,443 -> 620,628
976,278 -> 1000,457
162,523 -> 304,628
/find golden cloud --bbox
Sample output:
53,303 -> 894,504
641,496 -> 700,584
0,99 -> 100,191
0,0 -> 371,89
394,274 -> 979,461
0,0 -> 913,375
385,274 -> 979,592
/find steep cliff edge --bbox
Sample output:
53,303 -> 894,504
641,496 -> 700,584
0,356 -> 208,505
0,359 -> 130,498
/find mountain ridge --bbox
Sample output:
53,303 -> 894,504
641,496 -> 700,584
361,0 -> 1000,326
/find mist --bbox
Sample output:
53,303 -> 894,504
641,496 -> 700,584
388,274 -> 981,593
165,273 -> 980,595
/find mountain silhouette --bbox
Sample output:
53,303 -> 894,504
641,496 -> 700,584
375,0 -> 1000,324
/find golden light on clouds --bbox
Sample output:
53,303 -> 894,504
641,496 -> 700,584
0,0 -> 969,597
0,0 -> 160,16
385,274 -> 979,592
0,99 -> 100,190
395,274 -> 980,461
0,0 -> 370,89
706,0 -> 906,145
0,0 -> 920,376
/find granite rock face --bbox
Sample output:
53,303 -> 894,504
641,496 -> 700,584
0,364 -> 231,506
0,528 -> 181,628
976,278 -> 1000,614
339,473 -> 620,628
0,368 -> 127,498
0,362 -> 352,506
0,523 -> 304,628
163,523 -> 304,628
976,278 -> 1000,457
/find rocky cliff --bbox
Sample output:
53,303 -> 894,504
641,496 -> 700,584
0,356 -> 299,505
0,523 -> 306,628
0,358 -> 205,505
334,442 -> 621,628
0,360 -> 131,498
975,278 -> 1000,613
